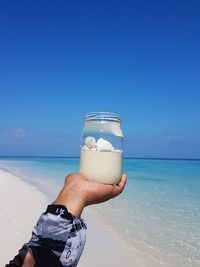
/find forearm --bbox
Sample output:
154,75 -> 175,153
6,204 -> 87,267
53,187 -> 85,218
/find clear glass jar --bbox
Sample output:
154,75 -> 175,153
80,112 -> 123,184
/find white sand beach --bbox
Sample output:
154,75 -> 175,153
0,169 -> 48,266
0,168 -> 143,267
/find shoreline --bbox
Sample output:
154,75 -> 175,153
80,208 -> 146,267
0,167 -> 144,267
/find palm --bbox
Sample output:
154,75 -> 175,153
77,173 -> 127,206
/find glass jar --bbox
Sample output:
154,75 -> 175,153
80,112 -> 123,184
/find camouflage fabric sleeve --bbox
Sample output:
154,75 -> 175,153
6,205 -> 87,267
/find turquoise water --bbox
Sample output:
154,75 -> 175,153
0,157 -> 200,267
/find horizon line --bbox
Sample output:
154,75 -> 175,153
0,155 -> 200,161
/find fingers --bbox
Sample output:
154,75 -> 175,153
119,173 -> 127,186
111,173 -> 127,198
64,172 -> 127,205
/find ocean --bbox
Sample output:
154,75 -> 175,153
0,157 -> 199,267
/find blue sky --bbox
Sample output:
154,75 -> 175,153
0,0 -> 200,158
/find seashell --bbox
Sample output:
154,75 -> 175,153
90,147 -> 97,151
85,136 -> 96,149
82,145 -> 90,151
96,138 -> 114,151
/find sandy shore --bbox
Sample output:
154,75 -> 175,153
0,169 -> 48,266
0,168 -> 143,267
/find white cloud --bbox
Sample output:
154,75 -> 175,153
4,128 -> 30,139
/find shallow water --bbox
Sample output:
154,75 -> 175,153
0,157 -> 200,267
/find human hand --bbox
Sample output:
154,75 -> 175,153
53,173 -> 127,217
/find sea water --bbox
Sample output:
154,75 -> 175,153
0,157 -> 199,267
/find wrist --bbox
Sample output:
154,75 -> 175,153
53,187 -> 86,217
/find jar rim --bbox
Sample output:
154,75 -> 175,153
85,112 -> 121,123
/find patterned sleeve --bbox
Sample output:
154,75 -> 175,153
6,205 -> 87,267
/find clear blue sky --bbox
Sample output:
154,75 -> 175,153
0,0 -> 200,158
